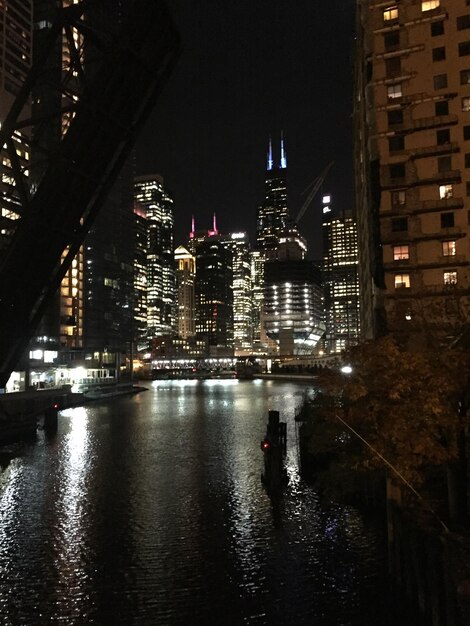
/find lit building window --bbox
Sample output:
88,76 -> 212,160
422,0 -> 440,11
383,6 -> 398,21
391,190 -> 405,205
394,274 -> 410,289
393,245 -> 409,260
442,241 -> 456,256
443,271 -> 457,285
439,184 -> 453,199
462,97 -> 470,112
387,84 -> 402,100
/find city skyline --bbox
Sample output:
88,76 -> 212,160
136,0 -> 356,256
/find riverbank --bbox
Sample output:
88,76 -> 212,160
256,373 -> 318,383
0,382 -> 146,444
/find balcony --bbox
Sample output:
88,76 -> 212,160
410,142 -> 460,159
395,197 -> 464,216
418,170 -> 461,185
409,114 -> 458,132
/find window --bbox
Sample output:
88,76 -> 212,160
395,274 -> 410,289
391,190 -> 406,205
383,6 -> 398,21
431,20 -> 444,36
462,97 -> 470,111
390,163 -> 405,178
389,135 -> 405,151
422,0 -> 440,10
391,217 -> 408,231
465,154 -> 470,168
441,212 -> 454,227
387,83 -> 402,99
435,101 -> 448,116
438,156 -> 451,172
457,15 -> 470,30
464,125 -> 470,140
436,128 -> 450,144
466,181 -> 470,194
442,241 -> 456,256
460,69 -> 470,84
386,57 -> 401,77
388,109 -> 403,125
443,271 -> 457,285
434,74 -> 448,89
459,41 -> 470,56
439,184 -> 453,199
432,47 -> 446,61
384,31 -> 400,50
393,245 -> 409,260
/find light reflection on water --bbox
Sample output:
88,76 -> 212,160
0,381 -> 414,625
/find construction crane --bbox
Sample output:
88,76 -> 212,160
295,162 -> 334,224
0,0 -> 180,389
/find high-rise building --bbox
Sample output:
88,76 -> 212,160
134,174 -> 175,340
133,201 -> 148,350
174,245 -> 196,340
194,234 -> 233,355
263,222 -> 324,355
322,195 -> 360,354
0,0 -> 32,252
85,165 -> 135,351
355,0 -> 470,341
228,232 -> 253,355
250,248 -> 266,350
256,134 -> 289,250
253,134 -> 290,352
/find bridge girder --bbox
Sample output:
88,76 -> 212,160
0,0 -> 180,387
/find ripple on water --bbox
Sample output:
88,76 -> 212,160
0,382 -> 415,625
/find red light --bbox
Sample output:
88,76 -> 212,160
53,403 -> 59,409
261,439 -> 270,451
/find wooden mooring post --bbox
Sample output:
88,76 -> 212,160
261,410 -> 287,492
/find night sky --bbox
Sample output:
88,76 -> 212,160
136,0 -> 356,259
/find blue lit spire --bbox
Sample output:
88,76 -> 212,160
280,131 -> 287,169
267,136 -> 273,171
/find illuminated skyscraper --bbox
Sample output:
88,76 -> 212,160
256,134 -> 289,250
322,195 -> 360,354
191,220 -> 233,355
134,174 -> 175,339
263,222 -> 324,355
0,1 -> 32,252
174,245 -> 196,339
228,232 -> 252,355
133,201 -> 148,350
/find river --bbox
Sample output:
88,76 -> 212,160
0,379 -> 420,625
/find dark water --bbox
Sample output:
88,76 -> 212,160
0,380 -> 418,625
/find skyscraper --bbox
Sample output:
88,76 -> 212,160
194,232 -> 233,355
228,232 -> 253,355
322,195 -> 360,354
174,245 -> 196,340
134,174 -> 175,340
355,0 -> 470,341
0,0 -> 32,252
253,134 -> 290,351
256,134 -> 289,250
133,201 -> 148,350
263,222 -> 324,355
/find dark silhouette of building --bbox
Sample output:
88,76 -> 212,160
256,134 -> 289,251
194,231 -> 233,356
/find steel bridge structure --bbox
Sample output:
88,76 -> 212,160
0,0 -> 180,389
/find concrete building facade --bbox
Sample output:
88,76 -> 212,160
355,0 -> 470,340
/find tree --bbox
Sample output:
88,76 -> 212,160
315,335 -> 470,524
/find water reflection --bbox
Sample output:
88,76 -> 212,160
0,381 -> 414,625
